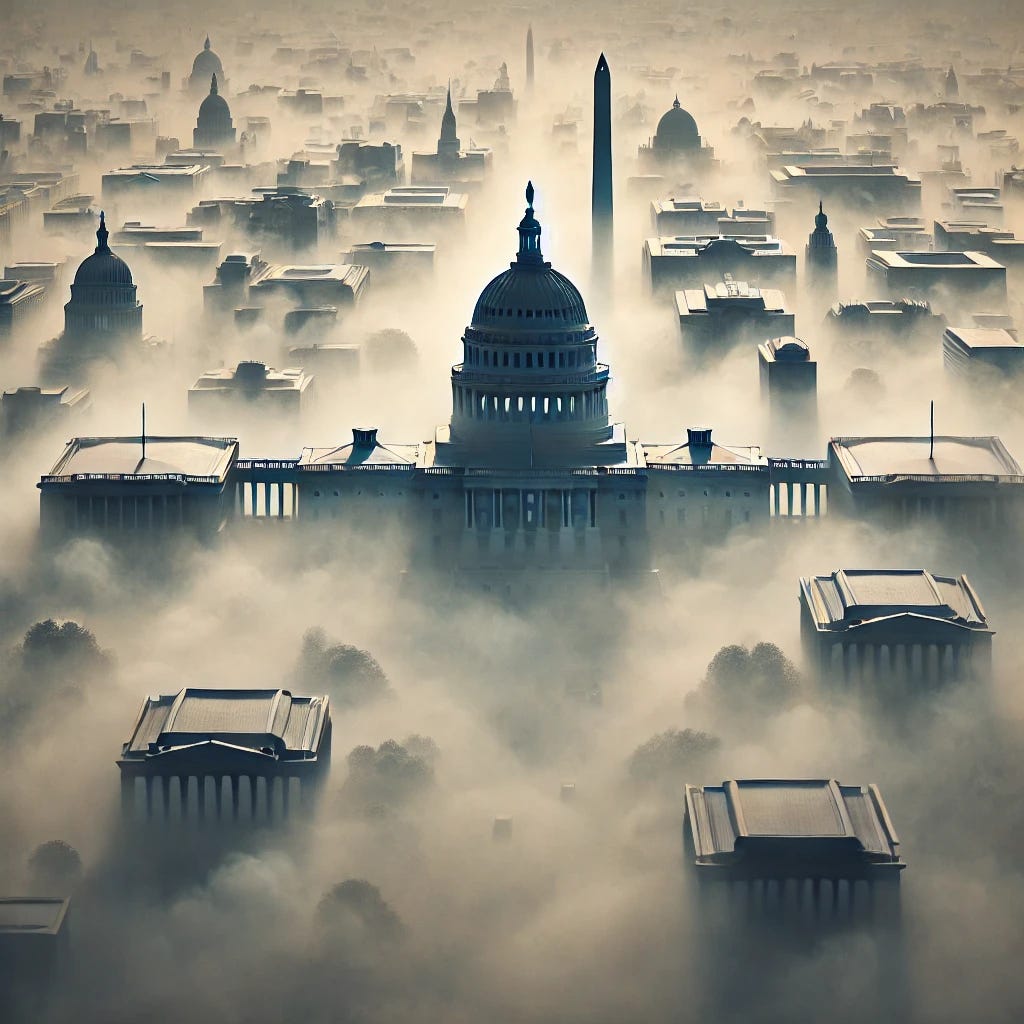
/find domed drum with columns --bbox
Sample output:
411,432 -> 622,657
63,211 -> 143,339
448,182 -> 612,461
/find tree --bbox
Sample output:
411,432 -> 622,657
316,879 -> 403,941
296,628 -> 390,707
365,328 -> 418,373
628,728 -> 720,787
699,641 -> 801,712
341,738 -> 436,813
20,619 -> 108,673
28,840 -> 82,892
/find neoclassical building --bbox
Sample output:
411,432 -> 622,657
188,36 -> 227,95
39,212 -> 162,382
38,187 -> 771,583
193,74 -> 235,150
639,96 -> 716,171
410,85 -> 492,186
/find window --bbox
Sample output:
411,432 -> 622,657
725,491 -> 731,498
744,491 -> 750,498
333,490 -> 339,497
677,490 -> 685,498
313,490 -> 321,498
677,508 -> 686,524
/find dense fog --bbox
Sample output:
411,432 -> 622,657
2,0 -> 1024,1021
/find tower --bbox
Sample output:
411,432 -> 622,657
945,66 -> 959,98
591,53 -> 613,287
438,83 -> 460,159
526,26 -> 535,92
805,201 -> 838,291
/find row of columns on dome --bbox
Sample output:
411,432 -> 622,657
454,388 -> 608,423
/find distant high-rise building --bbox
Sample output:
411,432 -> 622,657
591,53 -> 613,286
526,26 -> 535,92
192,74 -> 235,149
805,200 -> 838,289
945,65 -> 959,98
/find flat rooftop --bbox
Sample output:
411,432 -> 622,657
685,779 -> 904,867
831,435 -> 1022,479
869,250 -> 1004,270
800,568 -> 990,632
44,436 -> 237,481
122,687 -> 329,761
945,326 -> 1023,351
0,898 -> 69,934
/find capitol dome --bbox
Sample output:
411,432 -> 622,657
63,212 -> 143,339
189,36 -> 226,93
73,213 -> 134,288
450,183 -> 612,457
654,96 -> 700,151
194,73 -> 235,148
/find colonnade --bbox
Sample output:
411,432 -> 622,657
68,493 -> 185,529
237,481 -> 296,518
120,772 -> 318,823
703,875 -> 901,923
825,640 -> 984,688
771,481 -> 826,517
464,487 -> 597,530
453,386 -> 608,423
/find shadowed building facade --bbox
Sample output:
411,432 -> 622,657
827,434 -> 1024,526
799,568 -> 993,688
118,688 -> 331,823
685,779 -> 904,923
805,201 -> 838,289
38,435 -> 238,540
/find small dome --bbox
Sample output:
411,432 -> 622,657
73,212 -> 134,287
769,336 -> 810,361
199,84 -> 230,121
191,37 -> 224,81
655,96 -> 700,150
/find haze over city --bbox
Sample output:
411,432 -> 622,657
1,1 -> 1024,1021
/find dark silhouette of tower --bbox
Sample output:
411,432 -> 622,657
591,53 -> 613,286
805,200 -> 838,291
438,83 -> 460,159
526,26 -> 535,92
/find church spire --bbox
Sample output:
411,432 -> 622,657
673,94 -> 681,108
438,80 -> 460,156
95,210 -> 109,253
210,73 -> 218,95
204,35 -> 211,50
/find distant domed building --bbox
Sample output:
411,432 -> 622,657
188,36 -> 227,95
193,74 -> 235,149
805,200 -> 838,289
40,212 -> 162,382
639,96 -> 716,171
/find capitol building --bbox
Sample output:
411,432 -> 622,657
39,186 -> 771,586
